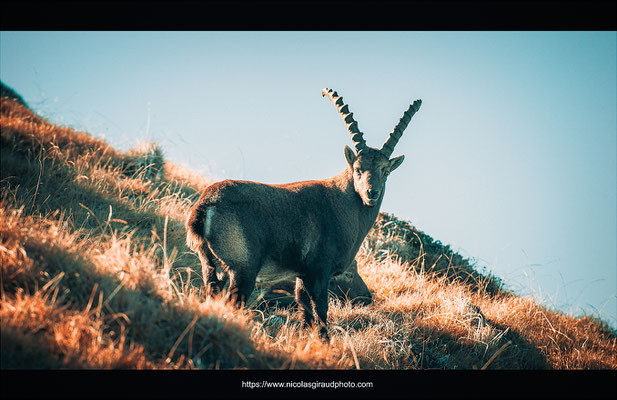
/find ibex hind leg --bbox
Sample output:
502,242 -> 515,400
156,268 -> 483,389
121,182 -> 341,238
295,277 -> 314,327
227,265 -> 259,307
196,244 -> 225,296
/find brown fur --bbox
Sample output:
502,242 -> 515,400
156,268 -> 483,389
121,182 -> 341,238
186,91 -> 421,340
186,147 -> 405,340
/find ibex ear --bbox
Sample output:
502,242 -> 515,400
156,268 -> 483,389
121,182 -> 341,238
389,155 -> 405,172
344,146 -> 356,169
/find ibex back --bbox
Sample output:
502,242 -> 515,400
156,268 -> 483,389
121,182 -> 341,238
186,88 -> 421,339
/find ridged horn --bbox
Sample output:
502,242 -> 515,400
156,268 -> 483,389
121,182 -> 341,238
322,88 -> 368,153
380,99 -> 422,158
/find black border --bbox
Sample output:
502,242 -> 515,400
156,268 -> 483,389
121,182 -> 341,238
2,2 -> 616,400
2,370 -> 617,399
1,0 -> 616,30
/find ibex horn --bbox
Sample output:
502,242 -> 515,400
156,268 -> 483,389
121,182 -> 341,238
380,99 -> 422,158
322,88 -> 368,153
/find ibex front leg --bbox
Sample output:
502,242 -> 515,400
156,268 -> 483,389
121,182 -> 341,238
295,266 -> 331,341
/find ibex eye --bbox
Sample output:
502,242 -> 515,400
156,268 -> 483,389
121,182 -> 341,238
384,171 -> 390,176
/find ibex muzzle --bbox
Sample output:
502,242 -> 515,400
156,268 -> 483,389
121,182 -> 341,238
186,88 -> 421,339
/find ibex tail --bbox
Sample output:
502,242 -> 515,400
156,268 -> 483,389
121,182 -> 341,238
186,205 -> 207,251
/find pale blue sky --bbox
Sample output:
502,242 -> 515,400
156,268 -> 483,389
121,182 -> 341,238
1,31 -> 615,328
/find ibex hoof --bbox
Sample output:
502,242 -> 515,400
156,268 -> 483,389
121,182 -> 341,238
318,326 -> 331,343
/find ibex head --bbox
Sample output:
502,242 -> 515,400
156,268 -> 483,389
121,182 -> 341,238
323,88 -> 422,207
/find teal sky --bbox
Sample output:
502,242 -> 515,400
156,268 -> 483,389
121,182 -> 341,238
1,31 -> 615,328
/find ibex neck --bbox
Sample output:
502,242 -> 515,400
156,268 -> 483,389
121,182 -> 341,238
330,168 -> 383,233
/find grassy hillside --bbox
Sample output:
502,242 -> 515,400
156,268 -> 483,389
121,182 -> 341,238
1,95 -> 615,370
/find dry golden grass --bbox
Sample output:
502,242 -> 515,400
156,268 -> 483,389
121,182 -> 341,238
1,97 -> 615,370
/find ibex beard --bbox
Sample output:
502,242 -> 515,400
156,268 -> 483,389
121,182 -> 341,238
186,88 -> 421,340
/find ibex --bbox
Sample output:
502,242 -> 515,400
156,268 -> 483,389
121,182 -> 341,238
186,88 -> 421,339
